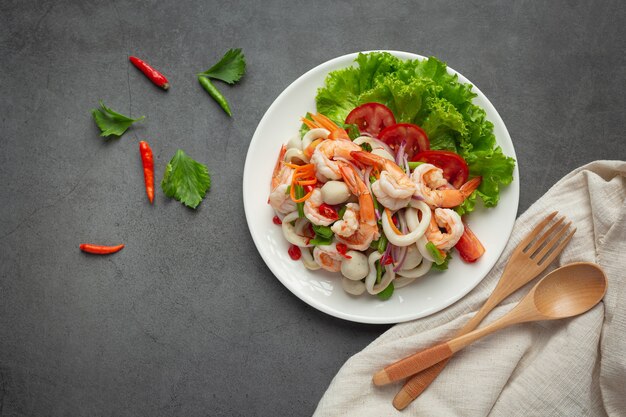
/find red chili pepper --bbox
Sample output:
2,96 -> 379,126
392,215 -> 400,228
80,243 -> 125,255
272,215 -> 282,225
129,56 -> 170,90
288,245 -> 302,260
139,141 -> 154,204
319,203 -> 339,221
382,254 -> 394,265
336,243 -> 352,259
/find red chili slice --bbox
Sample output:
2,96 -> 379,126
288,245 -> 302,260
319,203 -> 339,221
379,123 -> 430,159
345,103 -> 396,136
411,150 -> 469,189
272,215 -> 282,225
335,243 -> 352,259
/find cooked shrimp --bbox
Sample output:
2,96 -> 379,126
313,243 -> 344,272
334,163 -> 380,251
331,203 -> 359,238
310,139 -> 361,181
412,163 -> 482,208
426,208 -> 465,250
269,145 -> 296,214
350,151 -> 416,210
304,188 -> 338,226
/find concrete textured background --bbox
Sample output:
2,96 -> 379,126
0,0 -> 624,415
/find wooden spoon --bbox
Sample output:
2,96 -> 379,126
373,262 -> 607,386
393,211 -> 574,409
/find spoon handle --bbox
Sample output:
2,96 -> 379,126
372,342 -> 454,386
374,311 -> 521,386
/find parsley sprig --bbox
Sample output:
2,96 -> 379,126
91,101 -> 144,137
197,49 -> 246,116
161,150 -> 211,209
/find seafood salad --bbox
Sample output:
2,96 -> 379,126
269,53 -> 515,300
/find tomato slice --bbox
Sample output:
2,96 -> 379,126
345,103 -> 396,136
454,224 -> 485,262
379,123 -> 430,159
411,150 -> 469,189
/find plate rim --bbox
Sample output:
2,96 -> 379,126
243,50 -> 519,324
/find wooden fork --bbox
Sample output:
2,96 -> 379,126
372,211 -> 576,410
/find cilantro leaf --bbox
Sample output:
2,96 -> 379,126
91,101 -> 144,137
199,48 -> 246,84
161,150 -> 211,209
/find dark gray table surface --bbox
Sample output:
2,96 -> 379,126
1,0 -> 624,415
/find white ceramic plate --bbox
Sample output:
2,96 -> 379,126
243,51 -> 519,324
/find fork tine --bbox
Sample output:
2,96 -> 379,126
518,211 -> 558,252
525,215 -> 565,255
537,226 -> 576,266
532,220 -> 573,261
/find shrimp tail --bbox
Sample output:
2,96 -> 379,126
271,145 -> 287,190
460,176 -> 482,197
337,163 -> 377,226
338,163 -> 363,196
350,150 -> 385,169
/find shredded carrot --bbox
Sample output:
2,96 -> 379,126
310,113 -> 340,132
301,117 -> 318,130
288,163 -> 317,203
296,179 -> 317,185
385,209 -> 403,235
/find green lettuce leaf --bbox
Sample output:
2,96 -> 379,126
465,147 -> 516,208
161,150 -> 211,209
315,52 -> 516,214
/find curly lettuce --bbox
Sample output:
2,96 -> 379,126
315,52 -> 515,214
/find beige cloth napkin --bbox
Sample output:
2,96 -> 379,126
314,160 -> 626,417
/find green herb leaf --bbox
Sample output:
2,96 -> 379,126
199,48 -> 246,84
343,123 -> 361,140
161,149 -> 211,209
359,142 -> 373,152
91,101 -> 144,137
